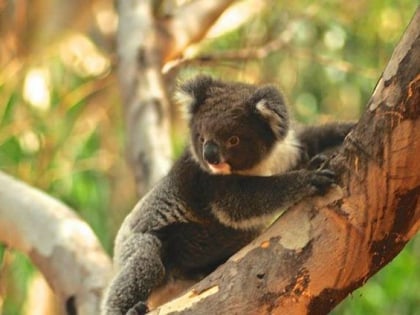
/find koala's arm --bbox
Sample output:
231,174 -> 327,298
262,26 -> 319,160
297,121 -> 355,159
210,169 -> 335,229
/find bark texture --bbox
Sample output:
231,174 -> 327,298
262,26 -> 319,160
148,8 -> 420,315
0,171 -> 112,315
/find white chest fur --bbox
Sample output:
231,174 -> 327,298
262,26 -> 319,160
237,130 -> 302,176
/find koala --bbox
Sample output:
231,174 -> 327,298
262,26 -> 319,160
101,75 -> 355,315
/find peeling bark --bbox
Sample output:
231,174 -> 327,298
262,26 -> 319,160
0,171 -> 112,315
148,8 -> 420,315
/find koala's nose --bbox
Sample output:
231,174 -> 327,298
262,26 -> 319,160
203,141 -> 220,165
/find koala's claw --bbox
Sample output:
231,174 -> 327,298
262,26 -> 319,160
318,169 -> 336,179
310,169 -> 336,194
127,302 -> 149,315
308,154 -> 329,170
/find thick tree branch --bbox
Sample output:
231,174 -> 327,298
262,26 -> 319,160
149,7 -> 420,315
0,171 -> 112,315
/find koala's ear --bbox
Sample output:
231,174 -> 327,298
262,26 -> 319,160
175,75 -> 214,118
249,85 -> 289,139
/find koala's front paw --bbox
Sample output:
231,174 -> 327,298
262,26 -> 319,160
309,169 -> 336,194
127,302 -> 149,315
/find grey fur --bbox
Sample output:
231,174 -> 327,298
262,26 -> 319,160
101,75 -> 355,315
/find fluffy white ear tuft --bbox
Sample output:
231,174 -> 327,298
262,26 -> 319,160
255,99 -> 286,139
248,85 -> 289,139
174,75 -> 214,120
174,89 -> 195,120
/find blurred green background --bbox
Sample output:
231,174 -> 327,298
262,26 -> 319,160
0,0 -> 418,314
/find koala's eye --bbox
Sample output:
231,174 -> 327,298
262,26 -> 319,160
226,136 -> 240,147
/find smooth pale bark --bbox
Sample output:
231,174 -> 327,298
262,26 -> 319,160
0,171 -> 112,315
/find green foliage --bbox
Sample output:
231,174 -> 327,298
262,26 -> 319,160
188,0 -> 416,125
0,249 -> 34,315
0,32 -> 133,315
0,0 -> 418,314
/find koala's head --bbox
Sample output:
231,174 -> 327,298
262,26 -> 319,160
176,75 -> 291,175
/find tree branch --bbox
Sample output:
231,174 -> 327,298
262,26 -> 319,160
163,30 -> 376,78
162,34 -> 290,74
163,0 -> 236,61
149,7 -> 420,314
0,171 -> 112,315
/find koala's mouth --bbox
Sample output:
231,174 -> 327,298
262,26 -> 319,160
208,162 -> 231,175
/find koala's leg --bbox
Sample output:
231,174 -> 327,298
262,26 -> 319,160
297,121 -> 355,158
101,233 -> 165,315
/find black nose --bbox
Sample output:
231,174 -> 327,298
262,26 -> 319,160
203,141 -> 220,165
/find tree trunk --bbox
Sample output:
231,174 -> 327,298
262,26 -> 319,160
116,0 -> 235,195
148,7 -> 420,315
116,0 -> 173,195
